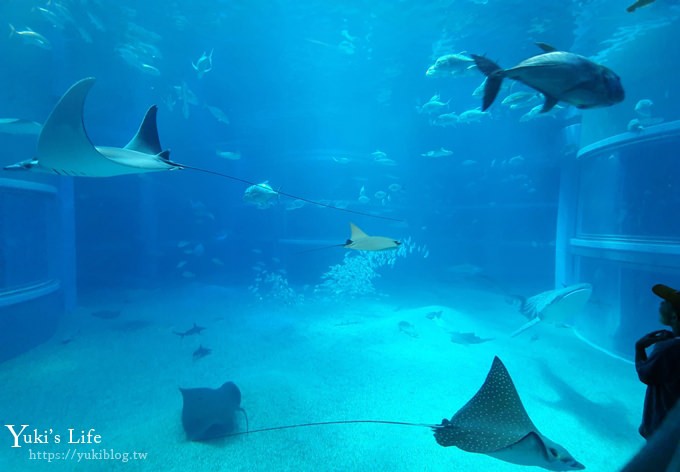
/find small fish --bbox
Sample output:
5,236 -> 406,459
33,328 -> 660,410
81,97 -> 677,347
472,43 -> 624,112
212,258 -> 224,266
627,0 -> 655,13
450,331 -> 494,345
193,344 -> 212,360
205,104 -> 229,125
426,53 -> 476,78
634,99 -> 654,117
9,24 -> 51,49
419,97 -> 450,115
425,310 -> 443,320
398,321 -> 419,338
243,181 -> 279,209
192,49 -> 213,78
421,147 -> 453,158
508,155 -> 525,166
174,323 -> 206,339
374,158 -> 397,166
432,112 -> 459,127
216,150 -> 240,160
501,91 -> 539,107
182,271 -> 196,278
139,63 -> 160,76
457,108 -> 490,123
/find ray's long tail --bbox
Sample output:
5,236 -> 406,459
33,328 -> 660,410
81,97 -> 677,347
224,419 -> 440,438
178,164 -> 402,222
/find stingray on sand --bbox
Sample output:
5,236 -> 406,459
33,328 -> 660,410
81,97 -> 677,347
3,78 -> 397,222
180,381 -> 248,441
220,357 -> 583,470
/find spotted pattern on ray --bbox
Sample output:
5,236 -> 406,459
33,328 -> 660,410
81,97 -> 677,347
433,356 -> 539,453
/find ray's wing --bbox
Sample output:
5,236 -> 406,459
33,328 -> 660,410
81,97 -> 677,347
434,356 -> 539,453
124,105 -> 163,154
349,223 -> 370,241
37,78 -> 132,176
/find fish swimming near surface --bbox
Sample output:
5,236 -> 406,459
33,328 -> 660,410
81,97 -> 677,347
471,43 -> 624,112
173,323 -> 205,339
2,78 -> 400,222
217,357 -> 584,470
511,283 -> 592,337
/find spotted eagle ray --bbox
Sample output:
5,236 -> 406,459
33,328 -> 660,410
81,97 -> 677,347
2,77 -> 398,221
219,357 -> 584,470
511,283 -> 592,337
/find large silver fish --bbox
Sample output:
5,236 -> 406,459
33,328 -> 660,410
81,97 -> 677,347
472,43 -> 624,113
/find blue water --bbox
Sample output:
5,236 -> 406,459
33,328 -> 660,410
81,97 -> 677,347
1,0 -> 680,470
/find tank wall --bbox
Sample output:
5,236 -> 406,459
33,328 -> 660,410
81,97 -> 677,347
564,126 -> 680,358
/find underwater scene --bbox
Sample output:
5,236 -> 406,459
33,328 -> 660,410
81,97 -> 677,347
2,0 -> 680,470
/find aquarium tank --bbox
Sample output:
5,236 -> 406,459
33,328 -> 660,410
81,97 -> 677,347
1,0 -> 679,470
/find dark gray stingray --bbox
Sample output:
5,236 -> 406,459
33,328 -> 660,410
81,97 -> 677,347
433,357 -> 584,470
180,381 -> 248,441
449,331 -> 493,345
218,358 -> 584,470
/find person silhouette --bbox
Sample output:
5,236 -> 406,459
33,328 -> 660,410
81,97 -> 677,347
636,284 -> 680,439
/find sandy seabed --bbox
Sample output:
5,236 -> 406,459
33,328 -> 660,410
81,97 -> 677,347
0,283 -> 646,471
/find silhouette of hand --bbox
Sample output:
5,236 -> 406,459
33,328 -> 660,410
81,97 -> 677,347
636,330 -> 674,349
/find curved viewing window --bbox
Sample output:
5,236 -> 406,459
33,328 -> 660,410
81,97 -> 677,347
0,178 -> 61,305
575,120 -> 680,242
